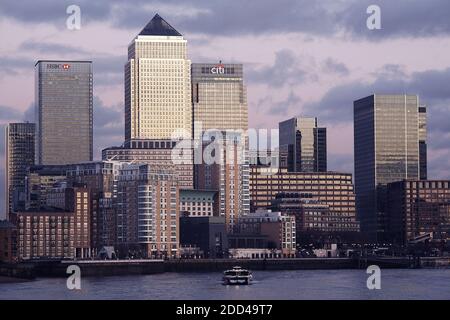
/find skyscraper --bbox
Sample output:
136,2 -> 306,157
354,94 -> 424,241
5,123 -> 35,217
125,14 -> 192,140
191,63 -> 248,138
35,60 -> 93,165
419,106 -> 428,180
279,117 -> 327,172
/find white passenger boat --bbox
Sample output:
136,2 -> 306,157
222,266 -> 253,285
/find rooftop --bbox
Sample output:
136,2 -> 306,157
139,14 -> 182,37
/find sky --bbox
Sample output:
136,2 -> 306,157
1,0 -> 450,219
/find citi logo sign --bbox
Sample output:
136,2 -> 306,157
210,64 -> 225,74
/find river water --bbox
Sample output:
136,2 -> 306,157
0,269 -> 449,300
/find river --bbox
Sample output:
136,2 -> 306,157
0,269 -> 449,300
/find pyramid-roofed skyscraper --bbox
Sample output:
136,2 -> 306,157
125,14 -> 192,140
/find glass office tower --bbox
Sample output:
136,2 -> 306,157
35,60 -> 93,165
191,63 -> 248,138
279,117 -> 327,172
419,106 -> 428,180
125,14 -> 192,140
354,94 -> 423,241
5,123 -> 35,217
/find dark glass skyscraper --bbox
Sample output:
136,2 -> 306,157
5,123 -> 35,217
279,117 -> 327,172
35,60 -> 93,165
354,94 -> 425,241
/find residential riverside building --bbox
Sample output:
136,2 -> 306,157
195,131 -> 250,231
191,62 -> 248,138
102,139 -> 194,189
66,161 -> 119,249
115,164 -> 180,258
17,187 -> 92,260
5,123 -> 35,216
125,14 -> 192,140
279,117 -> 327,172
35,60 -> 93,165
387,180 -> 450,245
249,166 -> 359,236
179,189 -> 217,216
179,215 -> 228,258
233,210 -> 297,257
0,220 -> 17,263
354,94 -> 425,241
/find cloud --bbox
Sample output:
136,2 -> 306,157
19,41 -> 90,55
2,1 -> 450,39
92,55 -> 125,87
247,50 -> 313,88
254,91 -> 302,117
0,105 -> 25,122
303,64 -> 450,180
93,96 -> 124,159
322,58 -> 349,76
0,57 -> 36,76
341,0 -> 450,39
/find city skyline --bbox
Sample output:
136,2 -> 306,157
1,2 -> 450,220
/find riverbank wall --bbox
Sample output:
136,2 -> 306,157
1,257 -> 448,279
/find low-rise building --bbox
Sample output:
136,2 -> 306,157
179,215 -> 228,258
180,189 -> 217,217
233,210 -> 296,257
387,180 -> 450,244
17,187 -> 91,260
0,220 -> 17,263
271,192 -> 360,245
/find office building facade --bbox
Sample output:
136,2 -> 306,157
192,63 -> 248,138
270,193 -> 360,245
125,14 -> 192,140
250,167 -> 359,235
35,60 -> 93,165
354,94 -> 424,241
279,117 -> 327,172
5,123 -> 35,216
387,180 -> 450,244
233,210 -> 297,257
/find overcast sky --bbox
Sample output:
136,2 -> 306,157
1,0 -> 450,219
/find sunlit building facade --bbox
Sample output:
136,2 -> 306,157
192,63 -> 248,138
125,14 -> 192,140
